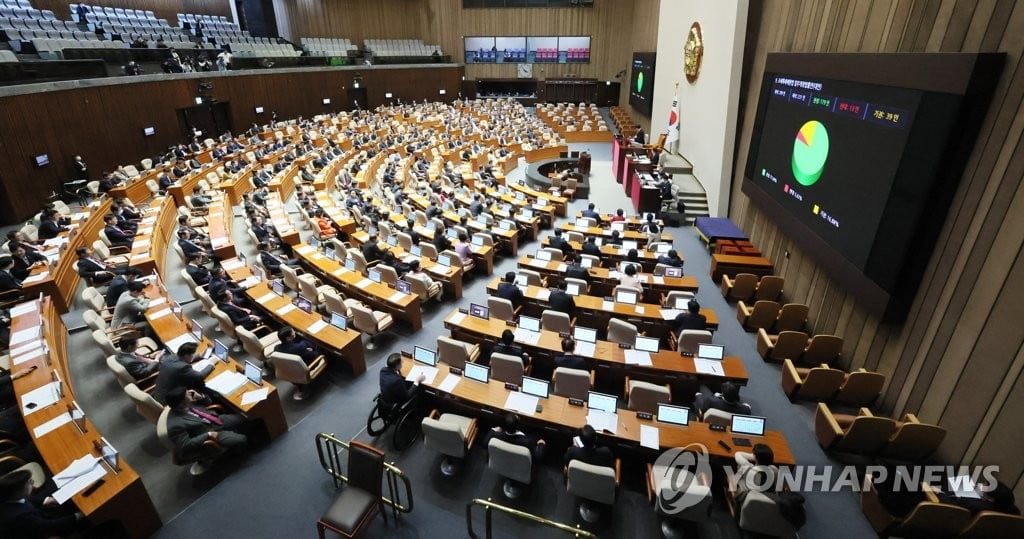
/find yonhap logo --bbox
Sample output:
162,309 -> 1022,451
654,444 -> 713,514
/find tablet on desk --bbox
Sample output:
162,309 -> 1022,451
413,346 -> 437,366
587,391 -> 617,414
657,403 -> 690,426
518,315 -> 540,333
464,362 -> 489,383
330,312 -> 348,331
731,415 -> 766,436
521,376 -> 549,399
244,360 -> 262,386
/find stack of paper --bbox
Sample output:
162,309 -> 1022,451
164,333 -> 197,352
21,381 -> 62,416
275,303 -> 296,316
52,455 -> 107,504
504,392 -> 539,416
536,289 -> 551,301
438,374 -> 460,393
238,277 -> 260,289
448,312 -> 466,325
659,309 -> 682,320
256,292 -> 276,304
241,387 -> 270,405
694,358 -> 724,376
586,410 -> 618,434
406,365 -> 439,384
640,425 -> 660,449
191,358 -> 213,372
624,350 -> 653,366
514,329 -> 541,345
308,320 -> 328,334
23,272 -> 49,284
221,259 -> 245,271
206,371 -> 246,395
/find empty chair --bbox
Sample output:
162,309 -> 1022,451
487,297 -> 518,321
375,264 -> 399,287
123,382 -> 162,423
490,353 -> 525,386
647,449 -> 713,533
880,414 -> 946,461
720,273 -> 758,301
419,242 -> 439,261
323,288 -> 362,319
860,472 -> 971,539
316,441 -> 387,538
732,488 -> 802,538
736,300 -> 781,331
517,269 -> 545,287
538,247 -> 562,261
815,403 -> 897,455
552,367 -> 591,400
437,336 -> 479,369
780,359 -> 845,401
236,325 -> 280,370
834,369 -> 885,407
607,318 -> 639,345
540,311 -> 571,334
488,437 -> 533,499
701,408 -> 737,426
754,275 -> 784,301
298,274 -> 335,306
421,409 -> 477,475
756,329 -> 809,363
677,329 -> 712,355
798,334 -> 843,365
566,458 -> 619,523
626,378 -> 670,413
404,273 -> 441,303
350,303 -> 393,350
773,303 -> 808,333
268,349 -> 327,401
279,263 -> 304,291
958,512 -> 1024,539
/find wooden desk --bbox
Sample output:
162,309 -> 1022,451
401,357 -> 794,465
205,194 -> 237,260
573,212 -> 663,231
558,222 -> 672,245
710,254 -> 774,282
516,255 -> 697,304
10,298 -> 162,537
524,144 -> 569,164
263,194 -> 300,246
506,181 -> 568,217
125,196 -> 175,276
540,238 -> 663,273
343,235 -> 464,299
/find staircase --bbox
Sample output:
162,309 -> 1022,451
676,188 -> 709,226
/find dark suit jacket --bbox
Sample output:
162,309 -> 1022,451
104,225 -> 133,246
0,498 -> 80,539
496,281 -> 524,306
115,351 -> 159,380
698,393 -> 752,416
554,354 -> 589,371
179,239 -> 204,259
76,257 -> 109,280
37,220 -> 64,240
565,264 -> 589,280
104,276 -> 129,307
186,263 -> 210,285
362,242 -> 385,263
657,255 -> 683,268
548,291 -> 576,314
11,252 -> 46,280
548,236 -> 569,252
218,301 -> 257,329
275,338 -> 318,364
153,356 -> 212,404
260,251 -> 284,274
674,312 -> 707,334
581,242 -> 601,257
166,406 -> 223,460
0,270 -> 22,291
379,368 -> 415,405
564,444 -> 614,468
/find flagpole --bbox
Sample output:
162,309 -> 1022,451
667,81 -> 680,155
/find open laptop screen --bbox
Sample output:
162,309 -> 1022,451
731,415 -> 766,436
697,344 -> 724,360
587,391 -> 617,414
413,346 -> 437,366
464,362 -> 489,383
518,315 -> 540,332
521,376 -> 549,399
657,403 -> 690,426
573,326 -> 597,343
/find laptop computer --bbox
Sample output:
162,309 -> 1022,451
469,303 -> 489,320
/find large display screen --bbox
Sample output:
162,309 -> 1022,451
629,52 -> 656,116
748,74 -> 920,270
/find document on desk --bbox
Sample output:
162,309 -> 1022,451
586,410 -> 618,435
206,371 -> 246,396
52,456 -> 107,504
131,253 -> 150,262
307,320 -> 328,334
640,425 -> 660,450
448,312 -> 466,325
10,301 -> 38,317
237,277 -> 260,289
10,326 -> 41,346
256,292 -> 276,304
388,291 -> 409,303
12,346 -> 47,366
556,263 -> 568,272
149,307 -> 173,320
241,387 -> 270,406
191,359 -> 213,372
211,237 -> 230,249
332,268 -> 349,277
659,309 -> 682,320
134,238 -> 151,248
22,272 -> 49,284
149,296 -> 166,307
575,341 -> 596,358
275,303 -> 297,316
33,411 -> 73,438
295,245 -> 315,255
694,358 -> 724,376
947,476 -> 983,499
406,365 -> 439,384
634,306 -> 645,315
514,329 -> 541,345
10,339 -> 42,357
536,289 -> 551,301
652,276 -> 665,285
624,350 -> 653,366
221,259 -> 245,271
21,382 -> 62,417
141,215 -> 157,225
356,278 -> 373,289
438,373 -> 460,393
504,392 -> 539,416
312,253 -> 325,260
164,333 -> 197,353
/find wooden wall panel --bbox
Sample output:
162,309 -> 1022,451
0,66 -> 463,224
278,0 -> 423,43
33,0 -> 232,27
731,0 -> 1024,483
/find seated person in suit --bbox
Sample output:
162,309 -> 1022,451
694,381 -> 752,416
103,214 -> 135,249
493,329 -> 530,367
105,267 -> 143,308
454,233 -> 473,264
258,242 -> 299,276
469,194 -> 484,217
548,281 -> 576,315
214,290 -> 263,330
208,267 -> 247,302
184,252 -> 211,286
158,173 -> 175,192
581,236 -> 601,257
380,252 -> 411,278
674,299 -> 707,336
177,215 -> 209,243
8,243 -> 46,281
165,386 -> 248,467
37,210 -> 67,240
153,342 -> 215,404
75,246 -> 120,286
563,424 -> 614,468
937,480 -> 1020,515
486,412 -> 546,460
618,263 -> 644,292
0,469 -> 86,538
564,252 -> 589,280
275,326 -> 321,365
609,208 -> 626,223
111,281 -> 151,332
432,227 -> 452,252
554,337 -> 588,371
97,171 -> 121,193
4,231 -> 42,255
379,353 -> 424,407
495,272 -> 524,307
361,234 -> 386,263
115,335 -> 161,380
657,249 -> 683,268
733,443 -> 778,503
607,230 -> 623,246
581,203 -> 601,222
190,186 -> 213,208
548,229 -> 569,253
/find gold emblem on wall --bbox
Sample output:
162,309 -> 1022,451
684,22 -> 703,83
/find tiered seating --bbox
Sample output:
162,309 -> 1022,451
609,105 -> 639,138
537,102 -> 607,133
73,4 -> 172,30
365,38 -> 440,57
0,1 -> 55,22
227,39 -> 299,57
533,47 -> 559,62
565,47 -> 589,62
301,37 -> 357,57
177,12 -> 237,33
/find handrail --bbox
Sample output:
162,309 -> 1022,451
315,432 -> 415,516
466,498 -> 597,539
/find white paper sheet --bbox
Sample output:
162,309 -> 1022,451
356,278 -> 373,289
308,320 -> 328,334
601,300 -> 614,311
448,312 -> 466,325
275,303 -> 296,315
536,289 -> 551,301
513,329 -> 541,345
206,371 -> 247,395
438,373 -> 460,393
211,237 -> 229,248
388,291 -> 409,303
586,410 -> 618,434
221,259 -> 245,271
653,276 -> 665,285
191,359 -> 213,372
256,292 -> 276,304
12,346 -> 46,366
23,272 -> 49,284
164,333 -> 198,353
634,306 -> 645,314
694,358 -> 724,376
575,341 -> 596,358
9,301 -> 38,317
33,412 -> 72,438
52,457 -> 107,504
295,245 -> 314,255
21,382 -> 62,416
9,339 -> 42,356
947,476 -> 982,499
134,239 -> 151,247
241,387 -> 270,406
623,350 -> 653,366
149,297 -> 166,306
10,326 -> 41,346
660,309 -> 682,320
53,455 -> 103,488
504,392 -> 539,416
406,365 -> 439,384
148,307 -> 173,320
640,425 -> 660,449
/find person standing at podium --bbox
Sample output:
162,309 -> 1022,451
630,127 -> 646,146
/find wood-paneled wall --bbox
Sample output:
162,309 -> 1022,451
275,0 -> 423,43
0,66 -> 463,224
33,0 -> 232,27
732,0 -> 1024,499
628,0 -> 658,133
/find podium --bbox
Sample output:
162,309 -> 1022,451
623,154 -> 653,194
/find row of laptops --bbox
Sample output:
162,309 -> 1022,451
178,322 -> 265,388
410,345 -> 761,434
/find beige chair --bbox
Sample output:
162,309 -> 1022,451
487,297 -> 518,321
607,318 -> 639,345
92,240 -> 130,266
798,334 -> 843,365
737,300 -> 781,331
210,307 -> 238,342
298,274 -> 334,306
753,275 -> 784,301
756,329 -> 809,363
860,473 -> 971,539
552,367 -> 592,400
702,408 -> 737,426
323,288 -> 362,318
375,264 -> 399,287
280,264 -> 304,291
541,311 -> 572,334
157,406 -> 225,475
193,287 -> 218,319
773,303 -> 808,333
566,458 -> 619,522
437,336 -> 480,369
268,349 -> 327,401
780,359 -> 845,401
564,277 -> 589,296
677,330 -> 712,355
959,512 -> 1024,539
538,247 -> 563,262
720,273 -> 758,302
517,269 -> 545,287
124,383 -> 163,423
880,414 -> 946,461
834,369 -> 885,407
421,410 -> 478,476
81,287 -> 113,317
490,353 -> 525,386
733,489 -> 801,538
419,242 -> 439,261
405,274 -> 442,303
562,177 -> 578,200
612,285 -> 643,303
664,290 -> 695,308
328,238 -> 349,260
91,329 -> 158,357
396,232 -> 414,251
106,354 -> 157,390
815,403 -> 897,455
625,377 -> 671,413
350,303 -> 393,350
236,325 -> 280,370
647,452 -> 713,532
488,438 -> 533,499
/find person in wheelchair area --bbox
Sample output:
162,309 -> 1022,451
379,353 -> 425,410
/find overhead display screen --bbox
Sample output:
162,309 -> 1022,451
629,52 -> 656,116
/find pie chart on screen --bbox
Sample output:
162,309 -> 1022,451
791,120 -> 829,186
